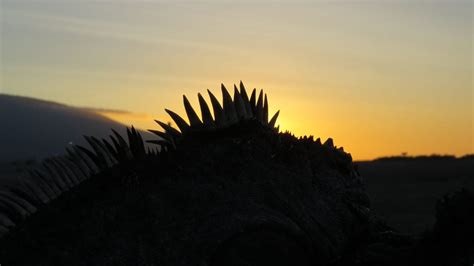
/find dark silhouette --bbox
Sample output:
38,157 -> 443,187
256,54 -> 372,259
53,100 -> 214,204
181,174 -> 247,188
0,83 -> 472,265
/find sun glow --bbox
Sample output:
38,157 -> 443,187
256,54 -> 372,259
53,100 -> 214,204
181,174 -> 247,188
3,1 -> 472,160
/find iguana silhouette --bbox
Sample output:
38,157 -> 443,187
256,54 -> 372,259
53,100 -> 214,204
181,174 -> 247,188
0,82 -> 471,266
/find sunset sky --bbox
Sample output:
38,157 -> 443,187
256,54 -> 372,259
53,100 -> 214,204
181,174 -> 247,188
1,0 -> 472,160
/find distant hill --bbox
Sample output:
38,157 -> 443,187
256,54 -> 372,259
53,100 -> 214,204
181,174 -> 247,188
0,94 -> 151,162
370,154 -> 474,162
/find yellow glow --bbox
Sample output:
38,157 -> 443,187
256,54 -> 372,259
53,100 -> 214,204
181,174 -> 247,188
97,83 -> 473,161
3,2 -> 472,160
97,111 -> 161,132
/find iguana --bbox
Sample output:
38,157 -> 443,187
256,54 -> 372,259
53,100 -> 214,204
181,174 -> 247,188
0,82 -> 471,266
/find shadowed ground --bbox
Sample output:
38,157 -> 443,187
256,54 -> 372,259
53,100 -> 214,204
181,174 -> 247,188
358,156 -> 474,233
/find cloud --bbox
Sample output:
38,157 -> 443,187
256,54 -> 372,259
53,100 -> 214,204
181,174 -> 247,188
80,107 -> 133,115
4,7 -> 242,53
85,107 -> 157,131
82,107 -> 152,121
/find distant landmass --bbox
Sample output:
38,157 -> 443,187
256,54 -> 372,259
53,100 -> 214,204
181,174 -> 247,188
369,154 -> 474,162
0,94 -> 151,162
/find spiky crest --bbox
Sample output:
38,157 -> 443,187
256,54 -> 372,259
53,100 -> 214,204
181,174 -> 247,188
150,82 -> 281,148
0,82 -> 353,240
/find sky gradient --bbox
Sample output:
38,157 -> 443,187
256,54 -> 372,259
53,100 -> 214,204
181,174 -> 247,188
1,0 -> 472,160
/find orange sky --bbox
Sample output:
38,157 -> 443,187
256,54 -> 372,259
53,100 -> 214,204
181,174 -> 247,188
1,1 -> 472,160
